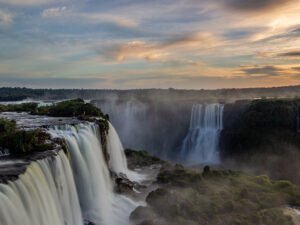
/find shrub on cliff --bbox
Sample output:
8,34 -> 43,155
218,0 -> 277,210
0,99 -> 104,118
34,99 -> 104,117
0,118 -> 16,134
0,118 -> 53,155
0,103 -> 38,113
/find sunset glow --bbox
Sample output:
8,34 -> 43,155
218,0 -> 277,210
1,0 -> 300,89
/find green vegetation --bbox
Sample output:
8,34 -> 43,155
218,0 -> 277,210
0,118 -> 54,155
0,103 -> 38,113
130,161 -> 300,225
0,99 -> 109,156
220,98 -> 300,184
34,99 -> 104,117
0,87 -> 37,101
1,85 -> 300,104
240,98 -> 300,129
0,99 -> 105,118
126,149 -> 300,225
221,98 -> 300,157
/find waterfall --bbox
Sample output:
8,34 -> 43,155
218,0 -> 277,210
180,103 -> 224,165
107,122 -> 129,175
50,123 -> 114,225
107,122 -> 146,182
0,121 -> 142,225
0,151 -> 83,225
50,122 -> 139,225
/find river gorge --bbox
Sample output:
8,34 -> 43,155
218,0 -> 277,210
0,97 -> 300,225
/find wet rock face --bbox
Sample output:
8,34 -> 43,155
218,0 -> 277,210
0,158 -> 28,183
115,177 -> 134,193
0,149 -> 63,183
114,172 -> 146,194
0,112 -> 81,129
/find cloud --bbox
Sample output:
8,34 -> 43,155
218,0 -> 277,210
42,6 -> 67,17
103,32 -> 220,62
262,27 -> 300,41
103,41 -> 167,62
240,65 -> 285,76
222,0 -> 294,12
163,32 -> 219,48
41,9 -> 138,30
292,67 -> 300,71
1,0 -> 300,89
278,51 -> 300,57
82,13 -> 137,28
0,10 -> 13,26
0,0 -> 63,6
0,75 -> 107,88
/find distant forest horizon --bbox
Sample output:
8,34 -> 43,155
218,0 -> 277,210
1,85 -> 300,103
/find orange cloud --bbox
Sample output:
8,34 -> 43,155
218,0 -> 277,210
104,41 -> 167,62
103,32 -> 221,62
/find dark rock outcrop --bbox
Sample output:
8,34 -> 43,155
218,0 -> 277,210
114,172 -> 146,194
125,149 -> 165,170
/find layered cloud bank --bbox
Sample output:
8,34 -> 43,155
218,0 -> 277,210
0,0 -> 300,88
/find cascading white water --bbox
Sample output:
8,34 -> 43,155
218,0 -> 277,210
107,122 -> 146,182
107,122 -> 129,175
180,103 -> 224,165
0,121 -> 144,225
50,123 -> 114,225
0,151 -> 83,225
50,122 -> 140,225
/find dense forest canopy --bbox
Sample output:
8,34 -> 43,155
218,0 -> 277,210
1,86 -> 300,102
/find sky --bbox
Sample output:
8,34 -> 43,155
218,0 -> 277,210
0,0 -> 300,89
